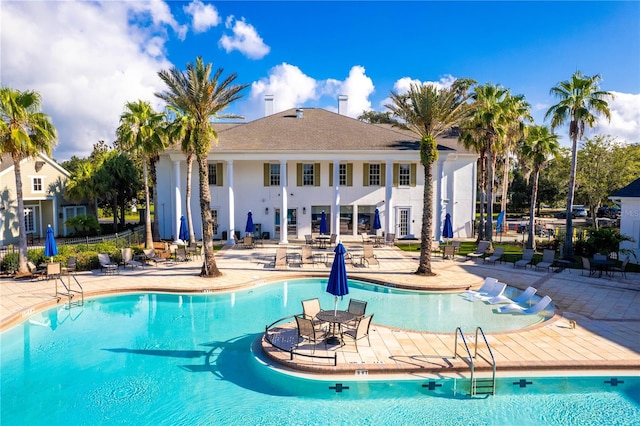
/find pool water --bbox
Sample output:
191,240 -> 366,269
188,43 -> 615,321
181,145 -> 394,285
2,279 -> 637,425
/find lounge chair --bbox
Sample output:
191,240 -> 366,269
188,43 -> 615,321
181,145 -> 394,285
496,295 -> 553,315
487,286 -> 537,305
361,233 -> 373,245
273,247 -> 287,269
362,244 -> 379,267
535,249 -> 556,272
295,315 -> 327,353
342,314 -> 373,351
301,245 -> 315,267
466,241 -> 490,260
484,247 -> 505,264
98,253 -> 118,274
121,248 -> 143,269
514,249 -> 535,269
26,261 -> 46,280
460,277 -> 499,299
143,248 -> 167,266
468,282 -> 507,302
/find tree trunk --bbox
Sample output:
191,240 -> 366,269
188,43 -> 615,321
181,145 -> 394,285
564,127 -> 579,259
477,153 -> 487,241
143,159 -> 153,248
527,168 -> 540,250
485,140 -> 495,242
197,152 -> 221,277
185,152 -> 195,244
500,149 -> 510,229
150,156 -> 161,241
12,154 -> 29,274
415,136 -> 435,276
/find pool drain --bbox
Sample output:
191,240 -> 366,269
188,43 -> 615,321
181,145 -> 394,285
329,383 -> 349,393
513,379 -> 533,388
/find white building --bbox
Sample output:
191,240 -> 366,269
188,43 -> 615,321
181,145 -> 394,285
610,177 -> 640,263
156,99 -> 478,244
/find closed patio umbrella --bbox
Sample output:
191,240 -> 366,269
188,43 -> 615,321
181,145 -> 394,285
326,242 -> 349,315
319,210 -> 327,235
44,224 -> 58,262
245,211 -> 254,235
496,210 -> 505,235
442,213 -> 453,243
373,209 -> 382,233
178,215 -> 189,242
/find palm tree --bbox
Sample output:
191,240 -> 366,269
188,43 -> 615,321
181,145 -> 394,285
518,126 -> 560,249
462,83 -> 510,242
117,100 -> 166,248
156,57 -> 249,277
385,79 -> 475,276
545,71 -> 613,259
0,87 -> 57,274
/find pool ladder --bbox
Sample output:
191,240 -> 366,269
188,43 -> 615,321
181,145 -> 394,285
454,327 -> 496,396
55,273 -> 84,309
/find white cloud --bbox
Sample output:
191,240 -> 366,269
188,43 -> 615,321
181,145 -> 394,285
319,66 -> 374,117
597,92 -> 640,143
184,0 -> 221,33
130,0 -> 188,40
219,16 -> 270,60
0,1 -> 176,161
378,75 -> 459,110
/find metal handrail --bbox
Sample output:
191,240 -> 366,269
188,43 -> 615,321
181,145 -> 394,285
56,273 -> 84,308
454,327 -> 475,390
474,327 -> 496,395
264,315 -> 337,366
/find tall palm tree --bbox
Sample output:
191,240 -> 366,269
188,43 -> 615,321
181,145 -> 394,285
385,79 -> 475,276
460,115 -> 488,241
156,57 -> 249,277
545,71 -> 613,259
462,83 -> 510,241
518,126 -> 560,250
0,87 -> 57,274
117,100 -> 166,248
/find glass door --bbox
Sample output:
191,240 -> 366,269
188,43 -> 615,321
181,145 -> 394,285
398,208 -> 410,238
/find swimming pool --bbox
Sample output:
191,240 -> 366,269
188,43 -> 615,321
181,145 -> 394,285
3,279 -> 637,425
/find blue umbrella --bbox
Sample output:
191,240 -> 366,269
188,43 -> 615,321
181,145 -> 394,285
245,211 -> 254,235
319,210 -> 327,235
44,224 -> 58,261
496,210 -> 505,235
178,215 -> 189,241
326,242 -> 349,314
373,208 -> 382,231
442,213 -> 453,241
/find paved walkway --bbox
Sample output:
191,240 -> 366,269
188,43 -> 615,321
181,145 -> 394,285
2,239 -> 639,378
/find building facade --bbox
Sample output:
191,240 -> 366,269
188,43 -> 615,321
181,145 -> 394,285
156,104 -> 478,244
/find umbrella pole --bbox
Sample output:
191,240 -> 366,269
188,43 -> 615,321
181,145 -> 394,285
334,296 -> 338,315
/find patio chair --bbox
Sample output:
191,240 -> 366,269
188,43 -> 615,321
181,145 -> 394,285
62,256 -> 77,275
294,315 -> 327,353
301,245 -> 315,267
143,248 -> 167,266
186,242 -> 202,260
460,277 -> 499,299
343,298 -> 368,330
610,256 -> 629,278
98,253 -> 118,274
342,314 -> 373,352
175,247 -> 189,262
496,295 -> 553,315
45,262 -> 61,280
487,286 -> 537,305
121,248 -> 143,269
514,249 -> 535,269
535,249 -> 556,272
361,232 -> 373,245
484,247 -> 505,264
301,298 -> 326,328
431,240 -> 441,255
384,233 -> 396,246
242,235 -> 255,249
466,241 -> 490,260
442,245 -> 455,260
304,234 -> 316,247
452,240 -> 461,254
362,244 -> 379,267
273,247 -> 288,269
26,261 -> 46,280
329,233 -> 337,247
581,256 -> 596,277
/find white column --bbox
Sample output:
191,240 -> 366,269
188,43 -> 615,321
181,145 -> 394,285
173,161 -> 182,240
227,160 -> 235,245
333,159 -> 340,240
280,160 -> 288,244
436,159 -> 445,241
352,203 -> 358,237
385,159 -> 393,237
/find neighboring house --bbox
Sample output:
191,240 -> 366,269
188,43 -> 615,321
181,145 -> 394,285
610,177 -> 640,263
156,97 -> 479,244
0,153 -> 86,245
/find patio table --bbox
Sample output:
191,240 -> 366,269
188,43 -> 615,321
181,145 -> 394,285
316,310 -> 355,345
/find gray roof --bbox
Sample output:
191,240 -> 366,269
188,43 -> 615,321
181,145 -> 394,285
611,177 -> 640,198
196,108 -> 470,153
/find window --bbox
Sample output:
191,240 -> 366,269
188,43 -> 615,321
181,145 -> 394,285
210,210 -> 219,234
339,164 -> 347,186
207,163 -> 223,186
399,164 -> 410,186
303,164 -> 314,186
32,177 -> 43,192
369,164 -> 380,186
270,164 -> 280,186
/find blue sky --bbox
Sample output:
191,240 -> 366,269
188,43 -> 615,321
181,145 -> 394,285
2,1 -> 639,161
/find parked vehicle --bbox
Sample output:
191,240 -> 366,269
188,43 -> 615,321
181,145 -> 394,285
555,206 -> 588,219
597,206 -> 621,219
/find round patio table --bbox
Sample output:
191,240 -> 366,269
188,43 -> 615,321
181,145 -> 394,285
316,310 -> 355,345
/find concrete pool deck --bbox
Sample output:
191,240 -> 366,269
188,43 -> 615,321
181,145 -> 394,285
2,240 -> 639,377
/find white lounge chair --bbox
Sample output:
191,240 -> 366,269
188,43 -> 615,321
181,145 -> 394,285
460,277 -> 499,299
488,286 -> 537,305
469,282 -> 507,301
496,295 -> 552,315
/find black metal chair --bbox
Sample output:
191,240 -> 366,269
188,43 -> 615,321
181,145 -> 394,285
344,298 -> 367,330
295,315 -> 327,353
